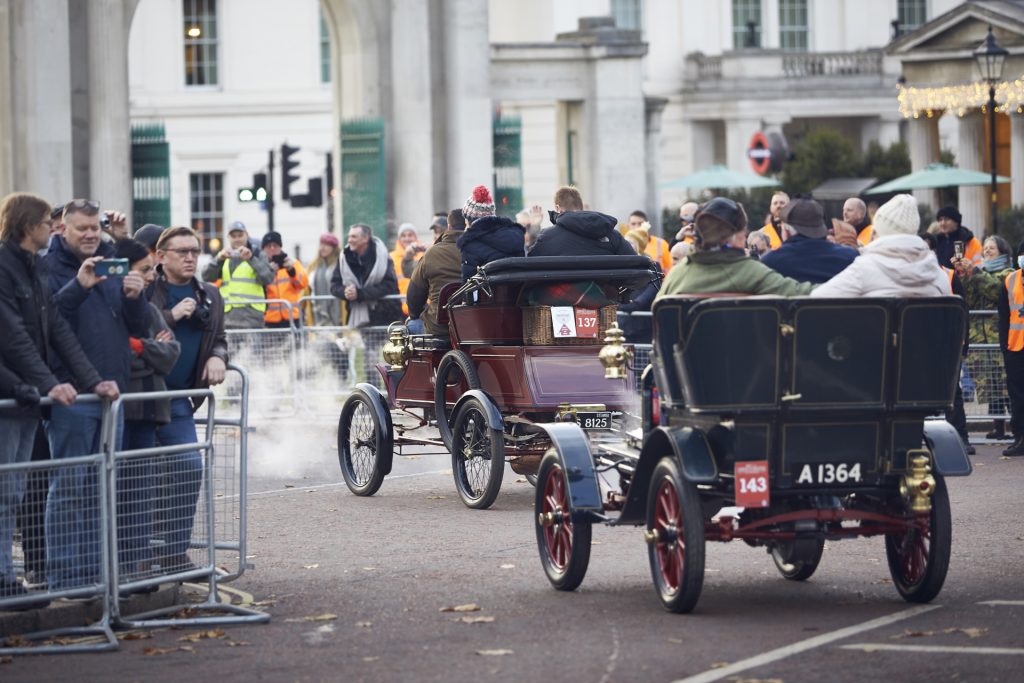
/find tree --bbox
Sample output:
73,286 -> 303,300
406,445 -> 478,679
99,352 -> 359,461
861,141 -> 911,183
781,128 -> 861,195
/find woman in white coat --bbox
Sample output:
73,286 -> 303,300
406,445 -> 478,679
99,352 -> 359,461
812,194 -> 950,298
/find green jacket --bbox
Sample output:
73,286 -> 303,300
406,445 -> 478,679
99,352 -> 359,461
962,266 -> 1012,344
656,249 -> 814,299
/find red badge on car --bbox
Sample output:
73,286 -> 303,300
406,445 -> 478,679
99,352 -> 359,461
734,461 -> 770,508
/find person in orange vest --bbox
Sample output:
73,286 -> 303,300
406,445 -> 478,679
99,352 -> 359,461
392,223 -> 424,316
934,205 -> 983,268
760,191 -> 789,250
997,239 -> 1024,455
842,197 -> 874,246
260,231 -> 309,328
626,210 -> 672,271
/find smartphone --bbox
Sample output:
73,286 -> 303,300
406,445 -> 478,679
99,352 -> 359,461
95,258 -> 129,277
953,241 -> 964,260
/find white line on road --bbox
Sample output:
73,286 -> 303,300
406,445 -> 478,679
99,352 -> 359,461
671,605 -> 941,683
247,469 -> 452,498
841,643 -> 1024,655
978,600 -> 1024,606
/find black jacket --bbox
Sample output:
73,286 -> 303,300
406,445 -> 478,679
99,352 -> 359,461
457,216 -> 525,280
0,240 -> 102,412
528,211 -> 635,258
331,238 -> 403,326
934,225 -> 978,269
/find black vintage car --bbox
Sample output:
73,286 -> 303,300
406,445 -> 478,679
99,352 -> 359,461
531,295 -> 972,613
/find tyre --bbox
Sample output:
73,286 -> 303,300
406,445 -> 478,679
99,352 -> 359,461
770,538 -> 825,581
337,390 -> 391,496
885,473 -> 952,603
647,457 -> 705,613
525,474 -> 538,487
534,449 -> 591,591
450,396 -> 504,509
434,350 -> 480,450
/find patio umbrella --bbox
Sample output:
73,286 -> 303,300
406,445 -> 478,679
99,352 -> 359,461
865,163 -> 1010,194
661,165 -> 780,190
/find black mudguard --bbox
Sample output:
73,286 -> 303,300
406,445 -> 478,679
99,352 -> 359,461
450,389 -> 504,431
923,420 -> 973,476
531,423 -> 603,519
616,426 -> 717,526
347,383 -> 395,476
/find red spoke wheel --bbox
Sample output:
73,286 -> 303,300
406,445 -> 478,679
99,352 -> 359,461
338,390 -> 391,496
534,449 -> 591,591
885,473 -> 951,603
450,396 -> 504,509
646,457 -> 704,613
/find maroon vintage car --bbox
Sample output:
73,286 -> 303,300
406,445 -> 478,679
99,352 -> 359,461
336,255 -> 660,509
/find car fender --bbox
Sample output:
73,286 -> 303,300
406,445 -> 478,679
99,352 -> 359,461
530,423 -> 603,519
450,389 -> 503,431
923,420 -> 972,476
347,383 -> 395,476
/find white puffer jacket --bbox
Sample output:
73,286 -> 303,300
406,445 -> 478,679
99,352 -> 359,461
811,235 -> 952,298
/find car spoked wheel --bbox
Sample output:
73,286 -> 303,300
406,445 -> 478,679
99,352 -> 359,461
434,351 -> 480,451
450,397 -> 504,509
338,390 -> 390,496
646,457 -> 705,613
885,474 -> 951,603
534,449 -> 591,591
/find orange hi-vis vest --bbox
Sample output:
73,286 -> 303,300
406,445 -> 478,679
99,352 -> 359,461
265,261 -> 309,324
857,224 -> 874,246
1005,270 -> 1024,351
761,222 -> 782,250
942,267 -> 955,293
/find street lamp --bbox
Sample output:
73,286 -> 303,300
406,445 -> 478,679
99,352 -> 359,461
974,26 -> 1008,233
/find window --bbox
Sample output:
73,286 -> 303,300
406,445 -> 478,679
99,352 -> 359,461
778,0 -> 808,51
189,172 -> 224,247
732,0 -> 762,49
184,0 -> 218,86
611,0 -> 642,31
320,11 -> 331,84
897,0 -> 927,34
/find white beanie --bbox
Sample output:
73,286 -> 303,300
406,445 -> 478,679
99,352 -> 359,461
872,194 -> 920,237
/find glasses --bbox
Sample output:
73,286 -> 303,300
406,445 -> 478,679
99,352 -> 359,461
64,199 -> 100,213
165,247 -> 201,258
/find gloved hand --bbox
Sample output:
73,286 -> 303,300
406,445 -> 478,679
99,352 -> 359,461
13,383 -> 40,407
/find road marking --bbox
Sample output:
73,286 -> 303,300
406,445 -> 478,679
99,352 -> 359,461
841,643 -> 1024,655
248,469 -> 451,498
979,600 -> 1024,606
597,625 -> 620,683
671,605 -> 941,683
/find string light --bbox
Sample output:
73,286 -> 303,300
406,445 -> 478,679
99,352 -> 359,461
897,78 -> 1024,118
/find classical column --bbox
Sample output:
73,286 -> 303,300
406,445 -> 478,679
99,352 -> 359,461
907,114 -> 940,211
442,0 -> 492,211
0,2 -> 11,197
724,118 -> 760,173
644,97 -> 668,234
1011,114 -> 1024,209
389,0 -> 434,228
957,111 -> 987,236
9,0 -> 74,201
86,0 -> 133,222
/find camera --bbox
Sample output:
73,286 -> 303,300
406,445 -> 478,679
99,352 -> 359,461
193,296 -> 212,327
99,214 -> 111,231
229,249 -> 241,258
95,258 -> 129,277
271,252 -> 288,267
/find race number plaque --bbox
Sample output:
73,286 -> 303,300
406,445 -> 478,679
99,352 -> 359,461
575,308 -> 599,338
734,460 -> 770,508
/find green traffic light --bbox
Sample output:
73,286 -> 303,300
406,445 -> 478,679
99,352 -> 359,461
238,188 -> 255,202
255,187 -> 268,202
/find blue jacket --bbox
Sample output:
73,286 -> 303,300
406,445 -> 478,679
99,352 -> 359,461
45,237 -> 149,390
759,235 -> 858,285
457,215 -> 525,280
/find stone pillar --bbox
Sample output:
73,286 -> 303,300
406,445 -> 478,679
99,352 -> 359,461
724,118 -> 760,173
9,0 -> 74,201
0,1 -> 12,197
957,111 -> 987,236
442,0 -> 492,211
644,97 -> 668,234
907,114 -> 940,211
862,114 -> 901,150
87,0 -> 133,222
1011,114 -> 1024,209
390,0 -> 435,227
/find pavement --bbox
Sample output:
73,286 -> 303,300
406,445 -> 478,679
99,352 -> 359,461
0,585 -> 181,638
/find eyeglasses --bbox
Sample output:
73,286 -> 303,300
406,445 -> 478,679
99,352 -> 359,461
165,247 -> 201,257
64,199 -> 100,213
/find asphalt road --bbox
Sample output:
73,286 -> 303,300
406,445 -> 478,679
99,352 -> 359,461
6,422 -> 1023,683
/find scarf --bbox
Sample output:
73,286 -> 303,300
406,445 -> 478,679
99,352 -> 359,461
339,237 -> 389,328
981,253 -> 1011,273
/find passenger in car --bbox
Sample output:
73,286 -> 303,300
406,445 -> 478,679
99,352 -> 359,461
456,185 -> 525,281
527,186 -> 635,258
406,209 -> 465,335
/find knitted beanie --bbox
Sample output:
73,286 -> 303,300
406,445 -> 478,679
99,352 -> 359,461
873,194 -> 920,238
463,185 -> 496,220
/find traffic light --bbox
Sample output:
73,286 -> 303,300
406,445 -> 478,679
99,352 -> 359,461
280,143 -> 300,200
238,187 -> 255,202
253,172 -> 268,202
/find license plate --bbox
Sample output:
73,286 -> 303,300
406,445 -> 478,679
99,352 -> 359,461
795,462 -> 863,485
576,411 -> 611,430
735,461 -> 770,508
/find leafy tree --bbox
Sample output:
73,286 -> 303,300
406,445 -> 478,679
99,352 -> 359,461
861,141 -> 910,183
781,128 -> 861,195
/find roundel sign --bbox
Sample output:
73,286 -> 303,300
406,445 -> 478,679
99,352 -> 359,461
748,131 -> 772,175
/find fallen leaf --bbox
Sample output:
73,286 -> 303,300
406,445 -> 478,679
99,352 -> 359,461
362,567 -> 376,571
440,603 -> 480,613
458,616 -> 495,624
592,541 -> 602,545
178,629 -> 227,642
356,621 -> 373,628
302,564 -> 320,570
362,656 -> 379,662
476,649 -> 514,656
499,564 -> 515,570
0,656 -> 11,664
118,631 -> 153,641
667,637 -> 683,644
892,630 -> 933,639
251,599 -> 277,607
3,636 -> 27,647
226,641 -> 250,647
710,661 -> 729,668
427,495 -> 447,500
179,645 -> 195,653
304,614 -> 338,622
143,647 -> 182,656
515,478 -> 527,483
284,484 -> 295,488
953,627 -> 987,639
328,508 -> 337,512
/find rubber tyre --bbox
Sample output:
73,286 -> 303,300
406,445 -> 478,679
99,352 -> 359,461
770,538 -> 825,581
450,396 -> 504,509
525,474 -> 538,487
885,473 -> 952,603
647,457 -> 705,613
534,449 -> 591,591
337,390 -> 390,496
434,350 -> 480,450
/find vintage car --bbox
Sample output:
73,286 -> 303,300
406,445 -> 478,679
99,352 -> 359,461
532,295 -> 972,612
336,255 -> 660,509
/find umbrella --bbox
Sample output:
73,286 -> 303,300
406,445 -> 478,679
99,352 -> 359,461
865,163 -> 1010,194
660,165 -> 781,190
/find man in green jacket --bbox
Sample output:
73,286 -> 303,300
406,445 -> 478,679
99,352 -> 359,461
657,197 -> 813,299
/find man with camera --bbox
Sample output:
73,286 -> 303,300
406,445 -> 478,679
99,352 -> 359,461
43,199 -> 147,590
148,226 -> 227,572
201,221 -> 275,330
261,231 -> 308,328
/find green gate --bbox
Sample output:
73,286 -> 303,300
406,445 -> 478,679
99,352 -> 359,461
492,114 -> 523,219
131,122 -> 171,231
340,117 -> 386,239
